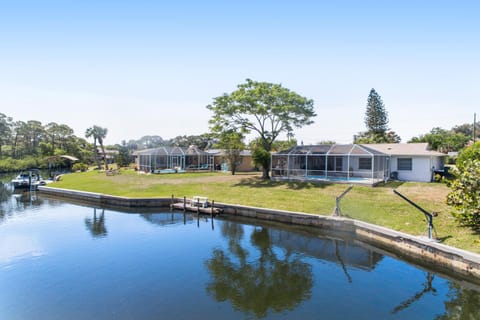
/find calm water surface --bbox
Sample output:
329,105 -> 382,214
1,178 -> 479,319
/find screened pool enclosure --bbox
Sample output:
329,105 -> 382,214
271,144 -> 389,185
134,146 -> 213,173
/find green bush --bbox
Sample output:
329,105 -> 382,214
447,159 -> 480,228
72,163 -> 89,172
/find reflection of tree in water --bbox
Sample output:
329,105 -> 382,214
85,208 -> 108,238
0,182 -> 12,202
435,282 -> 480,320
0,182 -> 12,222
1,185 -> 46,223
205,221 -> 313,318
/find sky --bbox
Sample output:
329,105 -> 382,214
1,0 -> 479,145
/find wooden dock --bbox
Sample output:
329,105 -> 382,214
170,197 -> 223,216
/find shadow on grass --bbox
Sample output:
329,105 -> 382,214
234,177 -> 332,190
436,235 -> 452,243
376,181 -> 406,189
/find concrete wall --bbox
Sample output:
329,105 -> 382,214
38,186 -> 480,285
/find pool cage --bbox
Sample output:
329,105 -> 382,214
135,146 -> 213,173
271,144 -> 389,185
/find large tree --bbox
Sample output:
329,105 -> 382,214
207,79 -> 316,179
85,125 -> 108,170
357,88 -> 400,143
365,88 -> 388,133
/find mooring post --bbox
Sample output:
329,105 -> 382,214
211,200 -> 215,217
393,189 -> 435,240
183,196 -> 186,212
333,185 -> 353,216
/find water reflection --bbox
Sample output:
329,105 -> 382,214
392,272 -> 437,314
141,212 -> 192,226
84,208 -> 108,238
205,221 -> 313,318
0,185 -> 45,223
435,283 -> 480,320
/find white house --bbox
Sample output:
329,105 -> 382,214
366,143 -> 445,182
270,143 -> 446,185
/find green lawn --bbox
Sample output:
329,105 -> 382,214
51,169 -> 480,253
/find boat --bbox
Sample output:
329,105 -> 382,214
11,169 -> 47,189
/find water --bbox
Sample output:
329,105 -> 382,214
1,178 -> 480,319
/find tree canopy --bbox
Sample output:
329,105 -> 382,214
364,88 -> 388,134
409,126 -> 472,152
207,79 -> 316,178
356,89 -> 400,143
85,125 -> 108,170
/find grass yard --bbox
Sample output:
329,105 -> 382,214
51,169 -> 480,253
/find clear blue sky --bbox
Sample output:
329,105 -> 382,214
1,0 -> 478,145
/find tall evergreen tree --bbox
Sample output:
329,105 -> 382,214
365,88 -> 388,134
356,88 -> 400,143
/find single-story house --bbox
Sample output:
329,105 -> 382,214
206,149 -> 256,172
271,143 -> 445,185
133,145 -> 213,172
366,143 -> 445,182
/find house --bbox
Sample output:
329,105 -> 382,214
206,149 -> 256,172
132,145 -> 213,172
271,143 -> 445,184
366,143 -> 445,182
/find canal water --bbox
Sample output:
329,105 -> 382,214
1,176 -> 479,319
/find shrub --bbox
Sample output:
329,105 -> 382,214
72,163 -> 89,172
446,159 -> 480,228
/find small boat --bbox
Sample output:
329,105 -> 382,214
11,169 -> 47,189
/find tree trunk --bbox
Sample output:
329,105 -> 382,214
262,167 -> 270,179
93,140 -> 101,170
100,142 -> 108,170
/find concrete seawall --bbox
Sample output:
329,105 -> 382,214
38,186 -> 480,284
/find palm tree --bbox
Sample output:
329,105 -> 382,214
85,125 -> 108,170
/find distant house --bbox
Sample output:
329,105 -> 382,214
132,146 -> 212,172
271,143 -> 445,184
206,149 -> 256,172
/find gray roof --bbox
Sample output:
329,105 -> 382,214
206,149 -> 252,156
364,143 -> 446,156
274,143 -> 445,157
275,144 -> 385,156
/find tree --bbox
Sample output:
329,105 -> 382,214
207,79 -> 316,179
456,141 -> 480,171
215,130 -> 245,175
85,125 -> 108,170
365,88 -> 388,133
0,113 -> 12,159
446,159 -> 480,228
114,145 -> 132,167
357,89 -> 400,143
355,130 -> 401,144
169,133 -> 213,149
409,127 -> 469,152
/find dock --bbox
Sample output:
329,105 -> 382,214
170,196 -> 223,216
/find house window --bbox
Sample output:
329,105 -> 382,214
358,158 -> 372,170
398,158 -> 412,171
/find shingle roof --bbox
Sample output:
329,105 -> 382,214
364,143 -> 445,156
